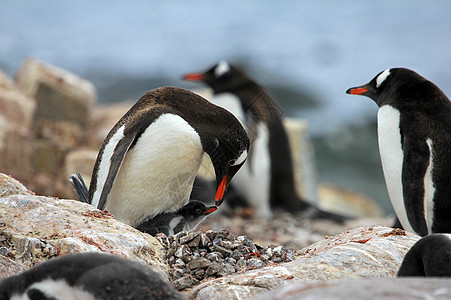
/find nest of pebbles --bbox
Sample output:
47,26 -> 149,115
155,229 -> 295,291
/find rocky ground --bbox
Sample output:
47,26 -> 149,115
154,208 -> 395,291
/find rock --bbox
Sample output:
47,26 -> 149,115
0,173 -> 33,197
187,257 -> 211,270
172,274 -> 199,291
205,261 -> 223,277
0,70 -> 36,180
284,118 -> 319,204
318,183 -> 384,218
0,193 -> 168,278
15,58 -> 96,197
217,263 -> 236,277
15,58 -> 96,129
252,278 -> 451,300
0,255 -> 28,280
189,226 -> 420,299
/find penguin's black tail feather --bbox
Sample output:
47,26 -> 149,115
69,173 -> 90,204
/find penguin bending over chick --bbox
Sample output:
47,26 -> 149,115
85,87 -> 249,227
184,62 -> 346,222
398,233 -> 451,277
0,252 -> 183,299
347,68 -> 451,236
70,173 -> 216,236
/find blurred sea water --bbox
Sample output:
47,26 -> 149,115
1,1 -> 451,213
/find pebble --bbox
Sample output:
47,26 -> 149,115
155,229 -> 295,291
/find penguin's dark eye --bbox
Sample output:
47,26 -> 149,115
228,159 -> 236,166
195,209 -> 202,215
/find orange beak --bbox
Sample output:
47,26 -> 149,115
215,176 -> 227,206
346,87 -> 368,95
183,72 -> 204,81
203,206 -> 218,215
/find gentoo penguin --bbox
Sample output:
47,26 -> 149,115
87,87 -> 249,227
0,252 -> 183,299
184,62 -> 346,222
346,68 -> 451,236
398,233 -> 451,276
69,174 -> 216,236
136,200 -> 217,236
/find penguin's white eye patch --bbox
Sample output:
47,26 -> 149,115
214,61 -> 230,78
230,149 -> 247,166
376,69 -> 391,88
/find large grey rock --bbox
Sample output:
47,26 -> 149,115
0,70 -> 36,180
0,194 -> 168,278
15,58 -> 96,129
0,173 -> 32,197
252,278 -> 451,300
0,255 -> 28,280
318,183 -> 384,218
15,58 -> 97,197
189,226 -> 420,299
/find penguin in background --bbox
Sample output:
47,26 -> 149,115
70,173 -> 217,236
347,68 -> 451,236
0,252 -> 184,299
183,61 -> 346,222
85,87 -> 249,228
398,233 -> 451,277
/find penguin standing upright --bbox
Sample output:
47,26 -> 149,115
86,87 -> 249,227
184,62 -> 344,221
347,68 -> 451,236
398,233 -> 451,277
0,252 -> 184,299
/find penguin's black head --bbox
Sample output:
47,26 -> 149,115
346,68 -> 397,106
183,61 -> 249,94
179,200 -> 217,220
203,125 -> 249,207
346,68 -> 443,108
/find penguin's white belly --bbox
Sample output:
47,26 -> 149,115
11,279 -> 94,300
233,122 -> 271,217
377,105 -> 415,233
211,93 -> 272,218
107,114 -> 203,227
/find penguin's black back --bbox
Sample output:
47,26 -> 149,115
388,69 -> 451,233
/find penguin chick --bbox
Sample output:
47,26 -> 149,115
184,62 -> 347,223
136,200 -> 217,236
347,68 -> 451,236
0,252 -> 184,300
87,87 -> 249,227
398,233 -> 451,277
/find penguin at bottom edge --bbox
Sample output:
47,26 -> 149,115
398,233 -> 451,277
0,252 -> 184,300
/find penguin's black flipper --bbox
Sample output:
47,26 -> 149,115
96,132 -> 137,210
402,138 -> 431,236
69,173 -> 90,204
